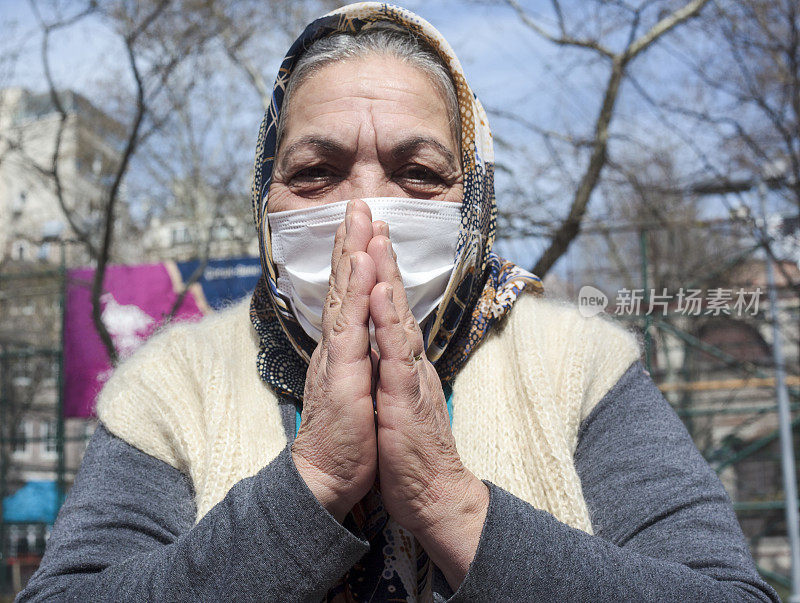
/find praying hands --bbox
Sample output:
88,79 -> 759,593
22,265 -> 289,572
291,199 -> 489,589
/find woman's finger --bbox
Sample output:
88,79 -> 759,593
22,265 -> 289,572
367,235 -> 424,353
326,251 -> 376,370
322,239 -> 354,342
328,220 -> 347,289
323,220 -> 348,330
322,201 -> 374,343
342,201 -> 373,254
370,282 -> 421,402
373,220 -> 389,238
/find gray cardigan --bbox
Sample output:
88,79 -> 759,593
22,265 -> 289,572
17,362 -> 779,602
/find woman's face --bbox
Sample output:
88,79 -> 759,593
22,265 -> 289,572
268,55 -> 463,212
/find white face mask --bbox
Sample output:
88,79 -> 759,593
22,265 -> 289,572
268,197 -> 462,346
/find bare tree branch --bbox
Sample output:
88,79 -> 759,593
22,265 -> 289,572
510,0 -> 711,276
504,0 -> 616,59
89,16 -> 155,365
223,44 -> 272,111
29,0 -> 99,256
626,0 -> 710,59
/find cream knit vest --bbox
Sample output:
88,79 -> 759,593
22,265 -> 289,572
97,294 -> 639,533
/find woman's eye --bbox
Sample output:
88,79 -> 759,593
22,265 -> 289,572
286,165 -> 342,196
290,166 -> 336,182
396,165 -> 444,184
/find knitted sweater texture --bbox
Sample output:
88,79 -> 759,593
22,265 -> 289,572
97,294 -> 640,531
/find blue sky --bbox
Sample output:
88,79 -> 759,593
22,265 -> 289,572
0,1 -> 570,117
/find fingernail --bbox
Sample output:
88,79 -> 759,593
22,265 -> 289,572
350,254 -> 358,273
345,212 -> 352,232
374,221 -> 389,238
386,286 -> 394,303
388,240 -> 397,261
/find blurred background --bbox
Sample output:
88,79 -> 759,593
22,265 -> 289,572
0,0 -> 798,599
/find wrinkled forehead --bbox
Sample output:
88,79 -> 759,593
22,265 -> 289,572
275,55 -> 460,162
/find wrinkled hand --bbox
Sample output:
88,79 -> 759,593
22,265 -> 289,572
292,200 -> 384,522
367,233 -> 490,588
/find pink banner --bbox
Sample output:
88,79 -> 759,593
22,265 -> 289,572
63,263 -> 203,418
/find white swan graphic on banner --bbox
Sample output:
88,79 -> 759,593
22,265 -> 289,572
99,292 -> 155,359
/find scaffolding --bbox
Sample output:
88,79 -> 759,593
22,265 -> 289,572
568,213 -> 800,595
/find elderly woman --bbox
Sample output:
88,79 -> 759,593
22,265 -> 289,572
20,3 -> 777,602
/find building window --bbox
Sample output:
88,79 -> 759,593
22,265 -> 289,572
171,226 -> 191,245
38,242 -> 51,262
212,224 -> 231,240
12,240 -> 29,261
42,420 -> 58,459
12,191 -> 26,216
12,421 -> 33,458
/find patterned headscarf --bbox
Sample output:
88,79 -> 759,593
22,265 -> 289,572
249,3 -> 543,600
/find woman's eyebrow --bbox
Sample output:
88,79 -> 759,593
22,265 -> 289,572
391,136 -> 458,170
278,136 -> 349,168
